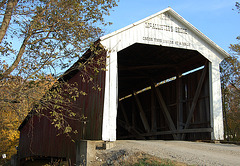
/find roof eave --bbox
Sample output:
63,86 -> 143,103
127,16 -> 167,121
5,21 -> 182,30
101,7 -> 172,41
101,7 -> 230,59
167,8 -> 230,59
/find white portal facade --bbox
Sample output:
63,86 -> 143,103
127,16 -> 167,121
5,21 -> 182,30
100,7 -> 229,141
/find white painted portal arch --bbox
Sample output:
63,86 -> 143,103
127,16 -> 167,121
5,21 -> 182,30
100,7 -> 229,141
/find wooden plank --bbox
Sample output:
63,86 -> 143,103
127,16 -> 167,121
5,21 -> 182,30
141,128 -> 213,137
131,96 -> 136,128
204,77 -> 210,126
176,73 -> 183,140
182,61 -> 208,139
151,89 -> 157,132
151,82 -> 177,140
133,92 -> 150,133
150,89 -> 157,139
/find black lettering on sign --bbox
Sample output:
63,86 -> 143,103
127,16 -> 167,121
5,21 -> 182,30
154,38 -> 162,42
143,37 -> 153,41
145,23 -> 174,32
143,36 -> 191,47
145,22 -> 188,34
175,41 -> 190,46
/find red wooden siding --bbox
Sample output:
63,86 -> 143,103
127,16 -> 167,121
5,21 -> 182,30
18,49 -> 106,164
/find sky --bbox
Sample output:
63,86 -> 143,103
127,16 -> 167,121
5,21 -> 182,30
104,0 -> 240,53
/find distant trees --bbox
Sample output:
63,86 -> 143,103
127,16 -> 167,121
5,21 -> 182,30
0,76 -> 52,162
0,0 -> 117,162
220,1 -> 240,141
221,55 -> 240,141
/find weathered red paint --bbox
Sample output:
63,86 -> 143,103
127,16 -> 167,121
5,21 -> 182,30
18,46 -> 106,165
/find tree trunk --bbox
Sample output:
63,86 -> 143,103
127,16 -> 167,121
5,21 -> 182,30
0,0 -> 18,43
0,35 -> 30,80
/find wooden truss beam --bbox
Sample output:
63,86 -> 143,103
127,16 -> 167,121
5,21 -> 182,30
133,92 -> 151,133
182,61 -> 208,140
151,82 -> 178,140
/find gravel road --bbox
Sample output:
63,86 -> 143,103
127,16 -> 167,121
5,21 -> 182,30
104,140 -> 240,166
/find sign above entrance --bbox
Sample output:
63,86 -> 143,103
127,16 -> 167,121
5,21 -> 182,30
144,22 -> 188,34
100,7 -> 229,63
142,13 -> 190,47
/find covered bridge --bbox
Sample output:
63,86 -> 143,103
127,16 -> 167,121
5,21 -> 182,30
18,7 -> 229,165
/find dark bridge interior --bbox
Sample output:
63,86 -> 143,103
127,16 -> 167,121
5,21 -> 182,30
117,43 -> 212,140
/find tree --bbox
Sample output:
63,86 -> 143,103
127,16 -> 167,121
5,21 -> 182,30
0,0 -> 117,121
0,0 -> 118,107
0,0 -> 117,162
220,1 -> 240,141
0,0 -> 117,79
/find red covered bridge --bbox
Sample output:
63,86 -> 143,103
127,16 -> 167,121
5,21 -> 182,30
18,7 -> 229,165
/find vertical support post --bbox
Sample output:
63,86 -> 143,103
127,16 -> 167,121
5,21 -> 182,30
151,88 -> 157,133
209,61 -> 224,140
132,95 -> 136,128
176,73 -> 183,139
182,61 -> 208,140
102,51 -> 118,141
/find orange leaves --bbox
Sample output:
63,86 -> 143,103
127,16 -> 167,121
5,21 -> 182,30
0,75 -> 57,163
0,0 -> 116,162
0,108 -> 20,163
221,9 -> 240,140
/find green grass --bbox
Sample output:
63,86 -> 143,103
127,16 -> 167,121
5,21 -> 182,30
121,154 -> 176,166
132,157 -> 174,166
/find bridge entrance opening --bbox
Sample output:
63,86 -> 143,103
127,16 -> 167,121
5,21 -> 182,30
117,43 -> 211,140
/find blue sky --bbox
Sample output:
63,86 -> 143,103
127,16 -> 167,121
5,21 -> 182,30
104,0 -> 240,53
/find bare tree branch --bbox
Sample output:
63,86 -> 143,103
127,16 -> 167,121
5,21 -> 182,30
0,35 -> 30,80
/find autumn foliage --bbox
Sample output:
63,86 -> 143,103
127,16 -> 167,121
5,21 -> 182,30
0,75 -> 55,163
0,0 -> 117,164
220,2 -> 240,141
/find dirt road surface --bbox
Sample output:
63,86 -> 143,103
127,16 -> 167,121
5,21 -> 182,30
97,140 -> 240,166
